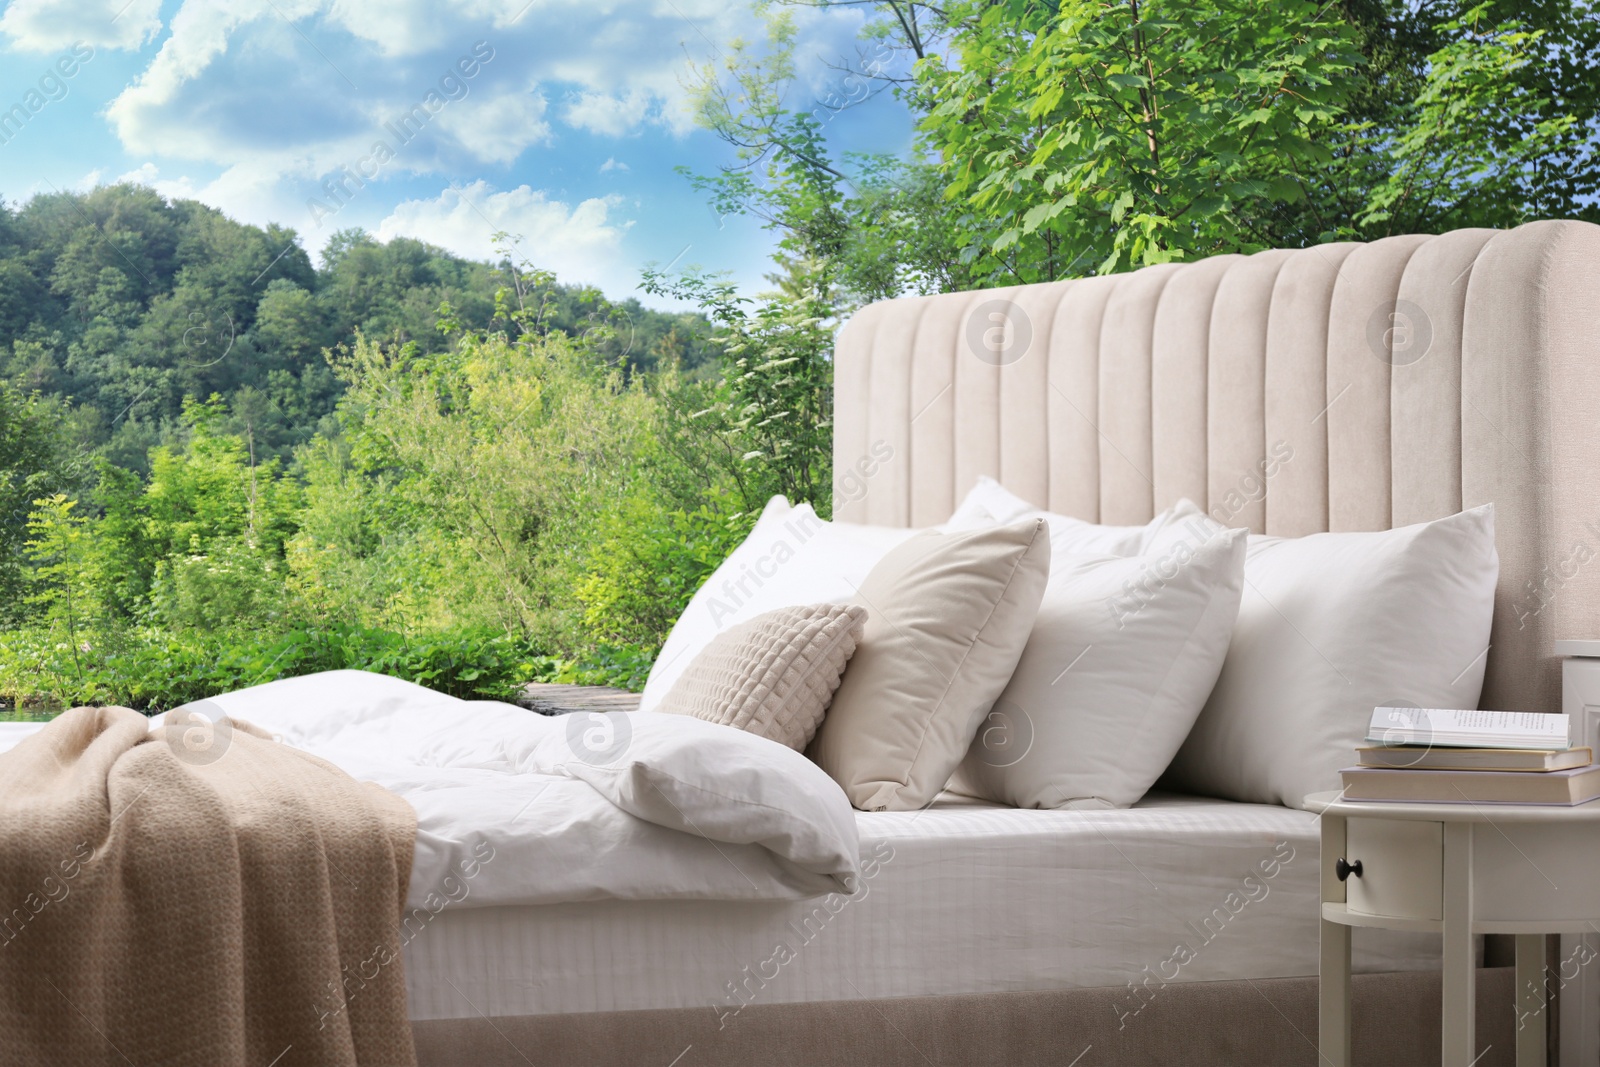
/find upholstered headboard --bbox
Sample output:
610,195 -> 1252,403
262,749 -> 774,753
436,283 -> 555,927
833,220 -> 1600,715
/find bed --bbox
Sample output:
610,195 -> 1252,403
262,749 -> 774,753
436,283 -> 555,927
404,219 -> 1600,1066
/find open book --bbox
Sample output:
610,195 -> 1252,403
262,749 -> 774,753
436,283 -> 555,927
1366,707 -> 1570,751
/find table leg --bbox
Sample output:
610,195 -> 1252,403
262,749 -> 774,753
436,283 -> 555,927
1320,812 -> 1351,1067
1320,918 -> 1352,1067
1515,933 -> 1547,1067
1442,822 -> 1476,1067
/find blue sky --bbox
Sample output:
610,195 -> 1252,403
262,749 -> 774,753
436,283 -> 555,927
0,0 -> 916,308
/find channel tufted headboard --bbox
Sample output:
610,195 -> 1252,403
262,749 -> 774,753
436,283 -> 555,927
833,220 -> 1600,716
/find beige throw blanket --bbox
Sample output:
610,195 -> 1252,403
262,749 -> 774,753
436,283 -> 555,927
0,705 -> 418,1067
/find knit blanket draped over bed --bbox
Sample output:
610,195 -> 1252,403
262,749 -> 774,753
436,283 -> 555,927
0,705 -> 418,1067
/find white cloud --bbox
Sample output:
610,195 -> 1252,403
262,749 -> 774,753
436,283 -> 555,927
562,88 -> 653,137
376,180 -> 633,291
104,2 -> 316,159
78,0 -> 873,192
115,162 -> 201,200
432,81 -> 551,165
98,0 -> 728,171
599,156 -> 627,173
98,4 -> 580,183
0,0 -> 161,51
324,0 -> 466,58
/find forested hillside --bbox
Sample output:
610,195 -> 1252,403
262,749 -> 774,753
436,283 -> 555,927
0,185 -> 762,713
0,184 -> 714,469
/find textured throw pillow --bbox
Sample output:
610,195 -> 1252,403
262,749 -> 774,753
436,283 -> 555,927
946,475 -> 1208,559
639,496 -> 918,712
656,604 -> 868,751
808,519 -> 1051,811
1159,505 -> 1500,808
951,524 -> 1247,809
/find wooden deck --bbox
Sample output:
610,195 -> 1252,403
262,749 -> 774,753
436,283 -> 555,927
521,682 -> 642,716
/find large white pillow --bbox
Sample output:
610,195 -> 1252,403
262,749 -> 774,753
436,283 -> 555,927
945,476 -> 1209,558
1159,505 -> 1499,808
951,525 -> 1247,809
640,497 -> 917,711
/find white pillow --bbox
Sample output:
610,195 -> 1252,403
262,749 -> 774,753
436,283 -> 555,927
640,497 -> 918,711
945,476 -> 1208,558
950,525 -> 1247,809
1160,505 -> 1499,808
549,712 -> 862,893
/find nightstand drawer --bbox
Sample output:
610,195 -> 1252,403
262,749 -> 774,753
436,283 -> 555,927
1343,817 -> 1443,921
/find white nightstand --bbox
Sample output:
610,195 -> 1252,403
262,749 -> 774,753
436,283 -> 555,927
1308,791 -> 1600,1067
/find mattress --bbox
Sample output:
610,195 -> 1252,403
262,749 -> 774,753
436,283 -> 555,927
403,791 -> 1443,1021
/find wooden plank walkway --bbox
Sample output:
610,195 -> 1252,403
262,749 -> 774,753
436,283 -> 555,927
521,682 -> 641,716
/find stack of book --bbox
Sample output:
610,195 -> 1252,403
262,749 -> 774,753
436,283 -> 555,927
1341,707 -> 1600,805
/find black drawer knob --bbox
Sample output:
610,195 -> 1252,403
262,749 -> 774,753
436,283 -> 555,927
1335,857 -> 1363,882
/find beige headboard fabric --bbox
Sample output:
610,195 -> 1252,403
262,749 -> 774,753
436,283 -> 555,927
833,220 -> 1600,715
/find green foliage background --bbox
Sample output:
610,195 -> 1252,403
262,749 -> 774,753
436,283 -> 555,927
0,190 -> 810,713
2,0 -> 1597,714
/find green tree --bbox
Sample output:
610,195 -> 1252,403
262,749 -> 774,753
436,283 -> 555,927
642,258 -> 835,514
913,0 -> 1600,277
682,7 -> 973,308
694,0 -> 1600,290
62,398 -> 306,632
295,326 -> 666,645
917,0 -> 1363,279
23,494 -> 94,679
1330,3 -> 1595,236
0,386 -> 79,621
1333,0 -> 1600,234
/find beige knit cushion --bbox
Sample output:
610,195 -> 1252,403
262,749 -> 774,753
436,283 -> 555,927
657,604 -> 868,750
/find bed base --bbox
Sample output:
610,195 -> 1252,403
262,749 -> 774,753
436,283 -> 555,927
413,966 -> 1521,1066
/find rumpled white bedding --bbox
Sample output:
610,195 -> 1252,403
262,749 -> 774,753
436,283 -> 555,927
0,671 -> 861,910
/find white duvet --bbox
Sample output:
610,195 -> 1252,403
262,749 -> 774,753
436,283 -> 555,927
0,670 -> 861,911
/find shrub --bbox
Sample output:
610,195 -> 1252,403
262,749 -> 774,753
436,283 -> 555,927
0,623 -> 555,715
574,494 -> 750,651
